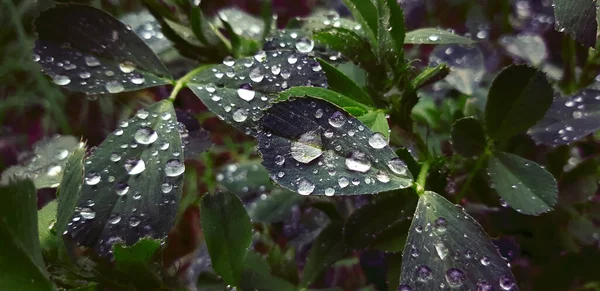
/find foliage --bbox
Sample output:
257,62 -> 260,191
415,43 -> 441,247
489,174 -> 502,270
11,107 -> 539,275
1,0 -> 600,290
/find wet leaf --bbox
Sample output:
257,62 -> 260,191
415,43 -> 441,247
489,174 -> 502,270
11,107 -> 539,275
429,45 -> 484,95
411,64 -> 450,90
113,238 -> 162,288
38,200 -> 58,256
64,100 -> 184,256
341,0 -> 378,44
214,8 -> 265,40
56,142 -> 86,238
247,188 -> 305,223
257,98 -> 413,196
356,111 -> 391,140
240,252 -> 297,291
300,222 -> 346,288
279,86 -> 372,116
187,51 -> 327,135
384,0 -> 406,58
300,11 -> 364,35
398,191 -> 519,291
174,110 -> 213,159
34,4 -> 172,94
217,160 -> 273,198
344,190 -> 417,250
1,135 -> 80,189
450,117 -> 486,157
312,27 -> 379,72
404,28 -> 475,45
487,152 -> 558,215
201,191 -> 252,287
0,180 -> 55,290
120,10 -> 173,54
317,59 -> 374,106
553,0 -> 598,48
528,89 -> 600,145
485,65 -> 553,140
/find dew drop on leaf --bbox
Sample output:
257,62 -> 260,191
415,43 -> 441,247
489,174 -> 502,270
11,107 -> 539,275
124,158 -> 146,175
387,158 -> 408,175
237,84 -> 256,101
164,159 -> 185,177
295,37 -> 314,53
345,151 -> 371,173
291,130 -> 323,163
297,178 -> 315,195
115,182 -> 129,196
134,126 -> 158,145
53,75 -> 71,85
415,265 -> 433,282
119,61 -> 136,73
85,171 -> 101,185
328,111 -> 346,128
232,108 -> 248,122
338,176 -> 349,188
445,268 -> 466,287
368,132 -> 387,149
80,207 -> 96,219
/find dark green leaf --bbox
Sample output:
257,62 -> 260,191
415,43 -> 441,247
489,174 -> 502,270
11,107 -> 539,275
65,100 -> 183,256
300,11 -> 364,36
38,200 -> 58,256
553,0 -> 598,48
341,0 -> 379,44
387,253 -> 402,291
450,117 -> 486,157
56,143 -> 86,238
399,191 -> 519,291
411,64 -> 450,90
187,52 -> 327,135
217,160 -> 273,198
485,65 -> 553,140
257,98 -> 413,196
384,0 -> 406,57
240,252 -> 297,291
357,111 -> 391,140
113,238 -> 163,288
0,180 -> 55,290
220,17 -> 260,58
34,4 -> 172,94
558,158 -> 599,206
1,136 -> 80,189
528,89 -> 600,145
313,27 -> 379,72
404,28 -> 475,44
120,10 -> 173,54
279,86 -> 372,116
247,188 -> 305,223
190,7 -> 222,47
487,152 -> 558,215
300,222 -> 346,287
344,190 -> 417,250
201,191 -> 252,286
317,59 -> 374,106
568,216 -> 600,246
214,8 -> 265,40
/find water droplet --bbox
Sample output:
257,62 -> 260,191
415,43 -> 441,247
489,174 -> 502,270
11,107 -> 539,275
297,178 -> 315,195
129,216 -> 141,227
105,80 -> 125,93
328,111 -> 346,128
237,84 -> 255,101
131,74 -> 145,84
434,241 -> 449,259
115,182 -> 129,196
338,176 -> 349,188
108,214 -> 121,224
499,276 -> 515,290
134,127 -> 158,145
368,133 -> 387,149
79,72 -> 91,79
398,285 -> 413,291
223,56 -> 235,66
80,207 -> 96,219
428,34 -> 440,42
376,171 -> 390,183
324,187 -> 335,196
275,155 -> 285,166
480,256 -> 490,266
388,158 -> 408,175
415,265 -> 433,282
161,112 -> 172,120
161,182 -> 173,193
291,130 -> 323,163
53,75 -> 71,86
119,61 -> 136,73
85,56 -> 100,67
232,108 -> 248,122
477,280 -> 493,291
85,172 -> 101,185
295,37 -> 314,53
345,151 -> 371,172
136,109 -> 149,119
249,67 -> 264,83
165,159 -> 185,177
445,268 -> 466,287
125,158 -> 146,175
434,217 -> 447,232
287,54 -> 298,64
314,109 -> 323,118
254,51 -> 266,62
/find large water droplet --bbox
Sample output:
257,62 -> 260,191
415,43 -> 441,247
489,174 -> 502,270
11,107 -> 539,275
134,127 -> 158,145
376,171 -> 390,183
129,215 -> 141,227
237,84 -> 255,101
108,214 -> 121,224
119,61 -> 136,73
345,151 -> 371,173
85,172 -> 101,185
499,276 -> 515,290
125,158 -> 146,175
85,56 -> 100,67
324,187 -> 335,196
328,111 -> 346,128
80,207 -> 96,219
434,241 -> 449,259
297,178 -> 315,195
223,56 -> 235,66
368,133 -> 387,149
105,80 -> 125,93
115,182 -> 129,196
295,37 -> 314,53
445,268 -> 466,287
232,108 -> 248,122
161,182 -> 173,193
53,75 -> 71,86
338,176 -> 349,188
388,158 -> 408,175
477,281 -> 493,291
415,265 -> 433,282
165,159 -> 185,177
249,67 -> 264,83
291,130 -> 323,163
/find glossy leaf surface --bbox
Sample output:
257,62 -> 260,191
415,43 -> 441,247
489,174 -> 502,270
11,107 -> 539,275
553,0 -> 598,48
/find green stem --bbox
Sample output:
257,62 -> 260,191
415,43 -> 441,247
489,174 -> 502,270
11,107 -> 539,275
414,161 -> 430,196
560,35 -> 577,94
456,151 -> 489,201
167,65 -> 211,101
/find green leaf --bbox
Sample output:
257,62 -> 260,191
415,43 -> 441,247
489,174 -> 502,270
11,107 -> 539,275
528,89 -> 600,145
218,160 -> 273,198
201,191 -> 253,287
56,142 -> 86,238
487,152 -> 558,215
220,17 -> 260,58
120,10 -> 173,54
257,98 -> 413,196
279,86 -> 372,116
558,158 -> 599,206
240,252 -> 297,291
344,190 -> 417,250
34,4 -> 172,94
398,191 -> 519,291
384,0 -> 406,57
113,238 -> 163,288
38,200 -> 58,256
485,64 -> 554,140
553,0 -> 598,48
317,59 -> 374,106
64,100 -> 184,256
341,0 -> 379,44
404,28 -> 475,44
247,188 -> 305,223
1,136 -> 80,189
450,117 -> 486,157
411,64 -> 450,90
313,27 -> 379,72
299,11 -> 364,36
387,253 -> 402,291
300,222 -> 346,288
190,7 -> 222,47
0,180 -> 55,290
214,8 -> 266,40
187,52 -> 327,135
356,111 -> 391,140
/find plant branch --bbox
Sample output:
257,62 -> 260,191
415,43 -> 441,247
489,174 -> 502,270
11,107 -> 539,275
455,151 -> 489,201
167,65 -> 210,101
414,161 -> 430,196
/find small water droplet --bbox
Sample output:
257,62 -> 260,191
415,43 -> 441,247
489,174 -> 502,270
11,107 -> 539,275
80,207 -> 96,219
324,187 -> 335,196
338,176 -> 349,188
119,61 -> 136,73
445,268 -> 466,287
165,159 -> 185,177
345,151 -> 371,172
237,84 -> 255,101
297,178 -> 315,195
368,133 -> 387,149
85,172 -> 101,185
53,75 -> 71,86
223,56 -> 235,66
295,37 -> 314,53
105,81 -> 125,93
161,182 -> 173,193
249,67 -> 264,83
232,108 -> 248,122
134,127 -> 158,145
125,158 -> 146,175
415,265 -> 433,282
328,111 -> 346,128
115,182 -> 129,196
